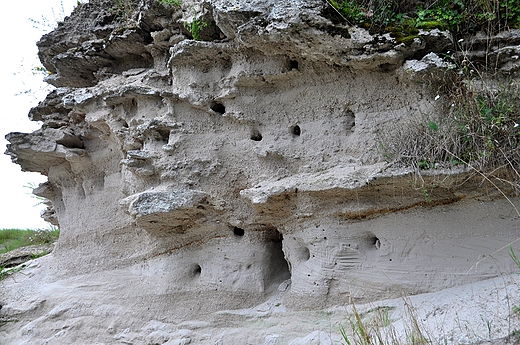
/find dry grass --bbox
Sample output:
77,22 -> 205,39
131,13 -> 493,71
380,70 -> 520,199
341,297 -> 430,345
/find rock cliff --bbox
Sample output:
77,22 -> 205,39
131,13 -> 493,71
2,0 -> 520,344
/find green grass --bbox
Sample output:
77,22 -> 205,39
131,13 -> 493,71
0,228 -> 59,281
157,0 -> 181,5
0,228 -> 59,255
0,265 -> 25,281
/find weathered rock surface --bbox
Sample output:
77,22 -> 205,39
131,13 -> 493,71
0,244 -> 55,268
2,0 -> 520,344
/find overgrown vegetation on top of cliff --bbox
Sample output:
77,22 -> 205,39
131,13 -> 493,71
327,0 -> 520,39
111,0 -> 181,22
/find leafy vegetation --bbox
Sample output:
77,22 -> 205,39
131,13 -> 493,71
184,10 -> 208,41
157,0 -> 181,5
0,228 -> 60,255
415,0 -> 464,30
451,79 -> 520,168
327,0 -> 520,39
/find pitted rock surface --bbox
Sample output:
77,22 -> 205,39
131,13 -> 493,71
2,1 -> 520,344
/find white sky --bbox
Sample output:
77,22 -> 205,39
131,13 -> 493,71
0,0 -> 80,229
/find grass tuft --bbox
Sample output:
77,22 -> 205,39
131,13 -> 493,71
341,297 -> 430,345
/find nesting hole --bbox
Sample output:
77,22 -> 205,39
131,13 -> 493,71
291,125 -> 301,136
192,264 -> 202,277
289,60 -> 299,70
156,128 -> 170,142
210,102 -> 226,114
250,129 -> 263,141
379,63 -> 396,72
233,226 -> 245,236
370,236 -> 381,250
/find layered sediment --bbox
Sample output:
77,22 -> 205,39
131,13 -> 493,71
2,1 -> 520,344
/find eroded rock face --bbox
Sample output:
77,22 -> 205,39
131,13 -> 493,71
2,0 -> 520,343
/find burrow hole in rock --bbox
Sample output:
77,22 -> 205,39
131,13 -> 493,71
291,125 -> 301,136
369,235 -> 381,250
233,226 -> 245,237
250,129 -> 263,141
344,108 -> 356,132
191,264 -> 202,278
289,60 -> 299,71
156,128 -> 170,142
210,101 -> 226,114
379,63 -> 396,72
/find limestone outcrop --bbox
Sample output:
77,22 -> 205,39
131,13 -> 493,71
2,0 -> 520,344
